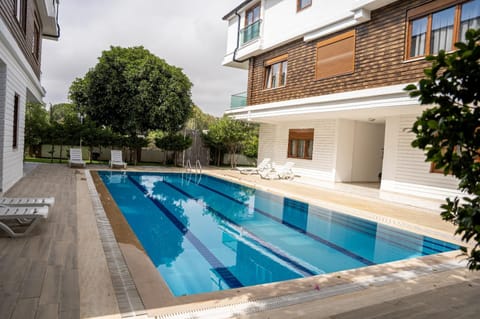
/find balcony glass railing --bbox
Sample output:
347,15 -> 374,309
230,92 -> 247,108
239,20 -> 261,45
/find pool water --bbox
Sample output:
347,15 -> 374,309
98,171 -> 459,296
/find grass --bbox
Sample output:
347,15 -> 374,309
24,157 -> 108,165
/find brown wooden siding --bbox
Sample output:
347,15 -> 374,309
247,0 -> 433,106
0,0 -> 43,79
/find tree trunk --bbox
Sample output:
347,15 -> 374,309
136,146 -> 142,164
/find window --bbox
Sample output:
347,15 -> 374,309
407,0 -> 480,59
459,0 -> 480,42
14,0 -> 26,32
316,30 -> 355,80
241,3 -> 261,44
245,3 -> 260,26
264,54 -> 288,89
288,129 -> 314,160
13,94 -> 19,148
297,0 -> 312,12
33,18 -> 40,59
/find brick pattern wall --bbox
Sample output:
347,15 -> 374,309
0,0 -> 42,78
248,0 -> 432,105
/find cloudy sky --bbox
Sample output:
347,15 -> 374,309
42,0 -> 246,116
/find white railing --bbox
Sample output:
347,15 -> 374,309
195,160 -> 202,174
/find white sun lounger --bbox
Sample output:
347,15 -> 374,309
0,197 -> 55,207
237,158 -> 271,175
109,150 -> 127,169
260,162 -> 295,180
0,205 -> 49,238
69,148 -> 86,168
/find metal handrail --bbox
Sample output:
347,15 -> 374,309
195,160 -> 202,174
185,159 -> 192,172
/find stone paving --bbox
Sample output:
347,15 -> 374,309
0,163 -> 479,318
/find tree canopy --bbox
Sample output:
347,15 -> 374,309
203,116 -> 256,167
69,46 -> 193,136
405,28 -> 480,270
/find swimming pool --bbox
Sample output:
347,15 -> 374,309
98,171 -> 459,297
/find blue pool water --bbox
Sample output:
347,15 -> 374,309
98,171 -> 459,296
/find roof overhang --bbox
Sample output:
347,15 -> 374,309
225,84 -> 424,124
36,0 -> 60,40
223,0 -> 256,20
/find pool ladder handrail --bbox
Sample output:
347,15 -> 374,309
185,159 -> 202,175
185,159 -> 193,173
195,160 -> 202,174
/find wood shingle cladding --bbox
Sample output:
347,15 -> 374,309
247,0 -> 436,106
0,0 -> 42,78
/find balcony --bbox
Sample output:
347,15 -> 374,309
230,92 -> 247,109
239,20 -> 262,46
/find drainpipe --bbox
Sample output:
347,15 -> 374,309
233,10 -> 250,64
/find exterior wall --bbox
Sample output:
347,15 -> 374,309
0,58 -> 27,192
0,0 -> 43,78
351,122 -> 385,182
223,0 -> 362,65
0,0 -> 57,192
247,0 -> 431,105
258,119 -> 337,180
381,115 -> 460,199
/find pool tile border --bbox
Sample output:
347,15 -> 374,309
85,170 -> 147,318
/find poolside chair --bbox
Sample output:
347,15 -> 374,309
69,148 -> 86,168
0,205 -> 49,238
0,197 -> 55,207
109,150 -> 127,169
260,162 -> 295,180
237,158 -> 271,175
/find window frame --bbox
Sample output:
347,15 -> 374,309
405,0 -> 478,60
32,15 -> 40,60
297,0 -> 312,12
14,0 -> 26,32
315,29 -> 356,80
264,54 -> 288,89
13,94 -> 19,149
245,3 -> 261,27
288,129 -> 314,160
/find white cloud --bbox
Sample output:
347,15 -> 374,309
42,0 -> 246,116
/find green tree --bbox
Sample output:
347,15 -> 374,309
24,103 -> 49,157
203,116 -> 249,168
405,28 -> 480,270
70,46 -> 193,164
155,133 -> 192,166
186,105 -> 216,131
242,123 -> 259,159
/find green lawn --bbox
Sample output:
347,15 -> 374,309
24,157 -> 108,165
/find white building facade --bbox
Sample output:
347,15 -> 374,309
0,0 -> 60,192
223,0 -> 479,200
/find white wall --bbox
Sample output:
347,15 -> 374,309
335,120 -> 385,182
381,115 -> 460,199
334,119 -> 354,182
258,119 -> 337,180
224,0 -> 355,62
351,121 -> 384,182
0,18 -> 44,192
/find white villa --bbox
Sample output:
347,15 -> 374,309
0,0 -> 60,192
223,0 -> 479,200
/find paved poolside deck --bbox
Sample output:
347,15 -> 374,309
0,163 -> 479,318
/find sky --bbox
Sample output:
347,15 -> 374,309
41,0 -> 246,117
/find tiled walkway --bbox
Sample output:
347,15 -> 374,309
0,164 -> 479,318
0,164 -> 79,319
